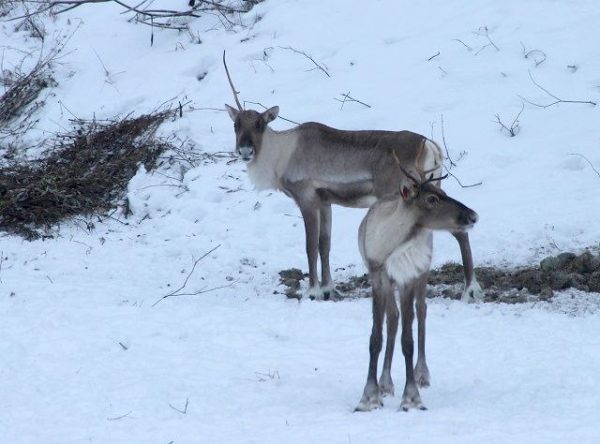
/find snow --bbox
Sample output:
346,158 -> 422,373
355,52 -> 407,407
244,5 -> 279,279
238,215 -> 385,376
1,0 -> 600,442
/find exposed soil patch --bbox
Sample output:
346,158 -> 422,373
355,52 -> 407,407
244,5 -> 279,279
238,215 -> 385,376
278,251 -> 600,303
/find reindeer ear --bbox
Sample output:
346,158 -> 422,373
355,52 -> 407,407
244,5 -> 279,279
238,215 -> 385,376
262,106 -> 279,123
401,186 -> 411,201
399,167 -> 419,201
225,104 -> 239,121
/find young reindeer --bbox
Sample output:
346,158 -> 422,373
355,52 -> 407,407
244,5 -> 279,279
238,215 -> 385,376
222,52 -> 482,302
355,150 -> 478,412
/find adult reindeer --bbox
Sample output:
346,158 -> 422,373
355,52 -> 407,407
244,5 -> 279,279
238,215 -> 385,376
223,52 -> 482,301
355,157 -> 478,411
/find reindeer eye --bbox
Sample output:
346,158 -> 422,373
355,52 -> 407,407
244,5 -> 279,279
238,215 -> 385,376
255,121 -> 264,131
234,121 -> 239,131
426,195 -> 439,205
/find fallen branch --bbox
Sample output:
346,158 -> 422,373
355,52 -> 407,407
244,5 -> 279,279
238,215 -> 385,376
494,102 -> 524,137
153,244 -> 231,307
444,165 -> 483,189
438,115 -> 482,188
8,0 -> 249,30
427,51 -> 440,61
107,410 -> 132,421
278,46 -> 330,78
452,38 -> 472,51
334,91 -> 371,110
0,108 -> 176,239
519,70 -> 597,108
169,398 -> 189,415
568,153 -> 600,178
520,41 -> 546,67
474,25 -> 499,52
440,115 -> 457,168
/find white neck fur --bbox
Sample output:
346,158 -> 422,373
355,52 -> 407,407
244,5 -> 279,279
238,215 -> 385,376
247,127 -> 298,191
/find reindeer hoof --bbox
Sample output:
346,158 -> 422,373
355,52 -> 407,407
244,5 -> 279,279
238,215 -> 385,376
378,373 -> 395,397
305,286 -> 324,301
414,362 -> 430,388
355,384 -> 383,412
461,280 -> 484,303
319,283 -> 341,301
355,396 -> 383,412
399,397 -> 427,412
399,384 -> 426,411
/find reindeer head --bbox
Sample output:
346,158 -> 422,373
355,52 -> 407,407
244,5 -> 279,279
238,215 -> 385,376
394,150 -> 478,233
223,51 -> 279,162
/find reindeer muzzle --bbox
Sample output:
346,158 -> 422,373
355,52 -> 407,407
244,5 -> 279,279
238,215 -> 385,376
458,208 -> 479,230
238,145 -> 255,162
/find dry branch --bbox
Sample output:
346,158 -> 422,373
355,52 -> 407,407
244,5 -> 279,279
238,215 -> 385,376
494,102 -> 524,137
475,25 -> 499,52
520,41 -> 546,67
427,51 -> 440,61
439,115 -> 482,188
0,108 -> 177,239
0,49 -> 58,127
568,153 -> 600,178
519,70 -> 597,108
452,38 -> 472,51
152,244 -> 235,307
334,91 -> 371,110
278,46 -> 330,78
8,0 -> 252,30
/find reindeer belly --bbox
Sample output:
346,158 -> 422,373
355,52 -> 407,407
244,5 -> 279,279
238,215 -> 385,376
313,179 -> 376,208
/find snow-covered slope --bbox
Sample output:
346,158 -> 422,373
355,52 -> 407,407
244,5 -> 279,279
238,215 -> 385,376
1,1 -> 599,442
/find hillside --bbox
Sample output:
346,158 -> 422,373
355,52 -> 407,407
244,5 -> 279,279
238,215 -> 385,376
1,1 -> 599,443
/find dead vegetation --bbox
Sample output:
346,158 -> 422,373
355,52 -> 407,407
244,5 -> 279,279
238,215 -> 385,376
0,109 -> 176,239
278,251 -> 600,303
0,45 -> 63,145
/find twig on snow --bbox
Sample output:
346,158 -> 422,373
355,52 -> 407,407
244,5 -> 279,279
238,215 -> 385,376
427,51 -> 440,61
520,41 -> 546,67
519,70 -> 597,108
278,46 -> 330,78
475,25 -> 499,52
440,115 -> 457,168
153,244 -> 230,307
452,38 -> 472,51
438,115 -> 483,188
443,165 -> 483,189
568,153 -> 600,178
334,91 -> 371,110
169,397 -> 189,414
494,102 -> 524,137
107,410 -> 132,421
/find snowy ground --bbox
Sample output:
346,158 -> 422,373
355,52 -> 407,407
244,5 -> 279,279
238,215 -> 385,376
1,0 -> 600,442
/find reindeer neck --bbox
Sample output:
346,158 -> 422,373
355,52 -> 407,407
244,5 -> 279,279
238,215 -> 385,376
247,126 -> 299,191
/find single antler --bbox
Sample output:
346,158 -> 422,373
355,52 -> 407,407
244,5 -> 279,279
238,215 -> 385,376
392,148 -> 448,198
222,50 -> 243,110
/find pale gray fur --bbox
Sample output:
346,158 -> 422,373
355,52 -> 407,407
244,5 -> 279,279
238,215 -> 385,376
355,180 -> 478,412
226,105 -> 482,301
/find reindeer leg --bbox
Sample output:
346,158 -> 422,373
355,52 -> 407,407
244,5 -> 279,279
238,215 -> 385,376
319,203 -> 337,300
286,182 -> 323,300
452,231 -> 483,302
355,268 -> 386,412
399,282 -> 426,411
299,202 -> 322,300
414,273 -> 431,388
379,274 -> 397,397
